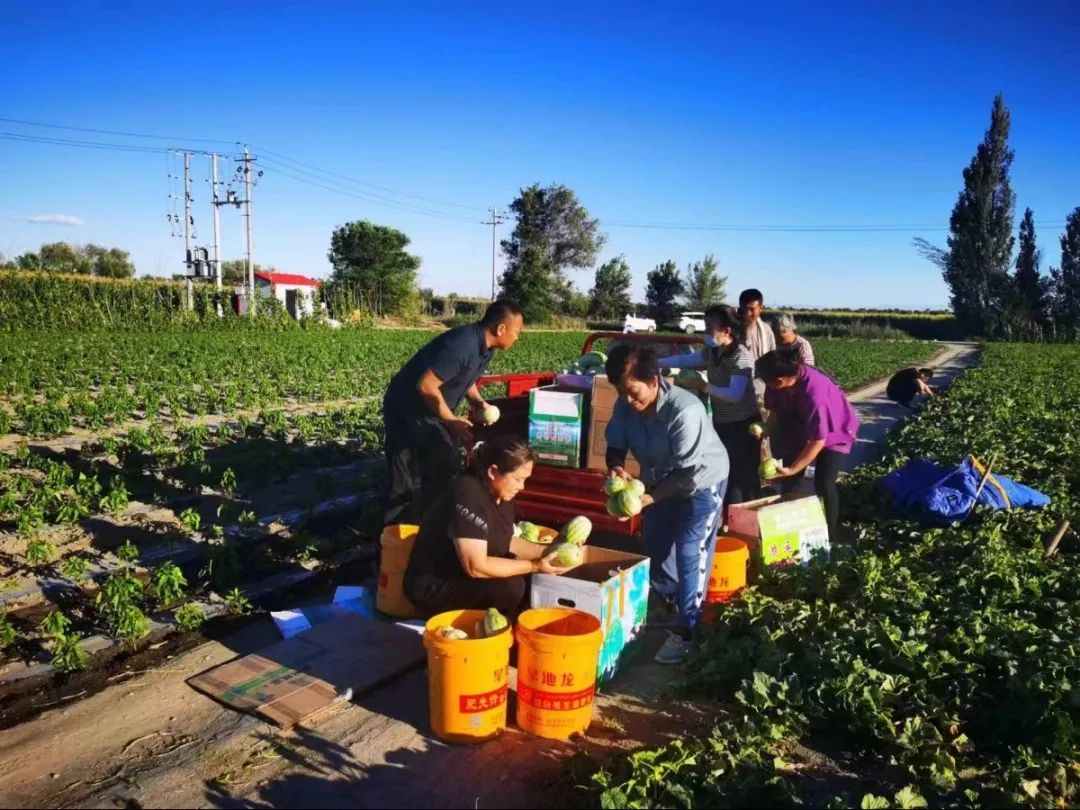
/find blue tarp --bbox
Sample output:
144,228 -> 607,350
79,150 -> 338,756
881,455 -> 1050,526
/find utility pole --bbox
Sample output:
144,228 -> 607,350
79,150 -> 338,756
239,147 -> 257,315
482,208 -> 504,301
182,152 -> 194,310
209,153 -> 224,317
210,153 -> 222,293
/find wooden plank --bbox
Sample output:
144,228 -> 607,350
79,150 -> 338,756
188,613 -> 426,729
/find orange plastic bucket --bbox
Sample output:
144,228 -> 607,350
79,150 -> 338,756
706,537 -> 749,604
378,524 -> 421,618
515,608 -> 603,740
423,610 -> 513,744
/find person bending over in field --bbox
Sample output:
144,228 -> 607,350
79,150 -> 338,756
383,300 -> 524,525
755,347 -> 859,544
886,367 -> 935,410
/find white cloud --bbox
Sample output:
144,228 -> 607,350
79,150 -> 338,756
13,213 -> 86,226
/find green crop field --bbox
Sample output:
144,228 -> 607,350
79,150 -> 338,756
0,325 -> 939,681
0,330 -> 936,439
591,344 -> 1080,808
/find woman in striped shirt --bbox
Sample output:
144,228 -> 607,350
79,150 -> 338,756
659,304 -> 762,520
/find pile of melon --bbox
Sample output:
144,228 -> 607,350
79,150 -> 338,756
433,607 -> 509,641
603,475 -> 646,517
559,350 -> 607,377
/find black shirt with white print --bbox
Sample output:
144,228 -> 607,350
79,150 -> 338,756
405,474 -> 516,585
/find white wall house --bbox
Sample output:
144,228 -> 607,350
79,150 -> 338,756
252,271 -> 320,319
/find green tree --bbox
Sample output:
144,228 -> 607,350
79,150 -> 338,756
1011,208 -> 1048,338
89,246 -> 135,278
38,242 -> 84,273
219,260 -> 269,285
15,251 -> 41,271
1050,207 -> 1080,338
588,256 -> 633,321
682,253 -> 727,309
646,260 -> 684,326
942,94 -> 1016,336
499,184 -> 605,322
326,221 -> 420,316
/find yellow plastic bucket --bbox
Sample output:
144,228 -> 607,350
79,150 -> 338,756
515,608 -> 603,740
423,610 -> 513,744
705,537 -> 749,604
378,524 -> 421,618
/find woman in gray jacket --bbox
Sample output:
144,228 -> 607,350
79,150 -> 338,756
605,344 -> 730,665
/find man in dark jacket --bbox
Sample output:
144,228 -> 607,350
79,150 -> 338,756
383,300 -> 524,524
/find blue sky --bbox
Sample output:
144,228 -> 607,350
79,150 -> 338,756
2,1 -> 1079,309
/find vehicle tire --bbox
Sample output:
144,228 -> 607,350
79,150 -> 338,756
683,324 -> 696,334
647,326 -> 655,333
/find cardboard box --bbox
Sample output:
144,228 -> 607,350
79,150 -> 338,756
187,614 -> 424,728
586,376 -> 641,476
530,545 -> 650,684
528,386 -> 585,468
727,494 -> 830,567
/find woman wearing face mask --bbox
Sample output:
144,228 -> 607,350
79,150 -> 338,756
658,304 -> 762,517
404,435 -> 577,619
605,345 -> 729,664
754,347 -> 859,542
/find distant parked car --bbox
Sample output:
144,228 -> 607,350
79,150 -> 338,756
677,311 -> 706,333
623,313 -> 657,333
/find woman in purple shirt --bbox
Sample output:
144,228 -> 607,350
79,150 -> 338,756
756,347 -> 859,542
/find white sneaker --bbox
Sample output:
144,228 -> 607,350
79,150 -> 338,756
654,632 -> 692,665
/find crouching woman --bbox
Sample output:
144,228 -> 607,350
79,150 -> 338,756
404,435 -> 575,618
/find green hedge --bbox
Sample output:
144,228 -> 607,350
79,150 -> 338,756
0,271 -> 296,331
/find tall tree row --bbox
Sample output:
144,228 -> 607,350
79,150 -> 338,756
933,94 -> 1078,340
942,94 -> 1016,337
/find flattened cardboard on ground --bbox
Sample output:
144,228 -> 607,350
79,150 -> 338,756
187,613 -> 425,729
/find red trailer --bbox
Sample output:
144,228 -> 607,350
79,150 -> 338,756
472,331 -> 703,545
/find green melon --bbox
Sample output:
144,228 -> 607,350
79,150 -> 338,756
517,521 -> 541,543
435,626 -> 469,641
625,479 -> 646,498
610,489 -> 643,517
483,608 -> 509,636
548,542 -> 584,567
560,515 -> 592,545
760,458 -> 779,479
603,475 -> 626,496
480,403 -> 500,425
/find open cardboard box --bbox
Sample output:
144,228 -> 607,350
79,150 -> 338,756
530,545 -> 649,685
727,494 -> 830,567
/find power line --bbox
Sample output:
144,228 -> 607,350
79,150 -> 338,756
258,161 -> 478,223
0,115 -> 237,146
600,218 -> 1065,233
0,131 -> 226,156
0,131 -> 169,154
249,144 -> 487,213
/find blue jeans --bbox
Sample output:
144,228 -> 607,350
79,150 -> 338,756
642,482 -> 726,634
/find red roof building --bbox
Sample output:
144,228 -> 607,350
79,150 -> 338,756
254,271 -> 320,288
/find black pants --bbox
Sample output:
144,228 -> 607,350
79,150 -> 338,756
384,417 -> 461,525
779,448 -> 845,542
406,574 -> 529,619
713,415 -> 762,520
